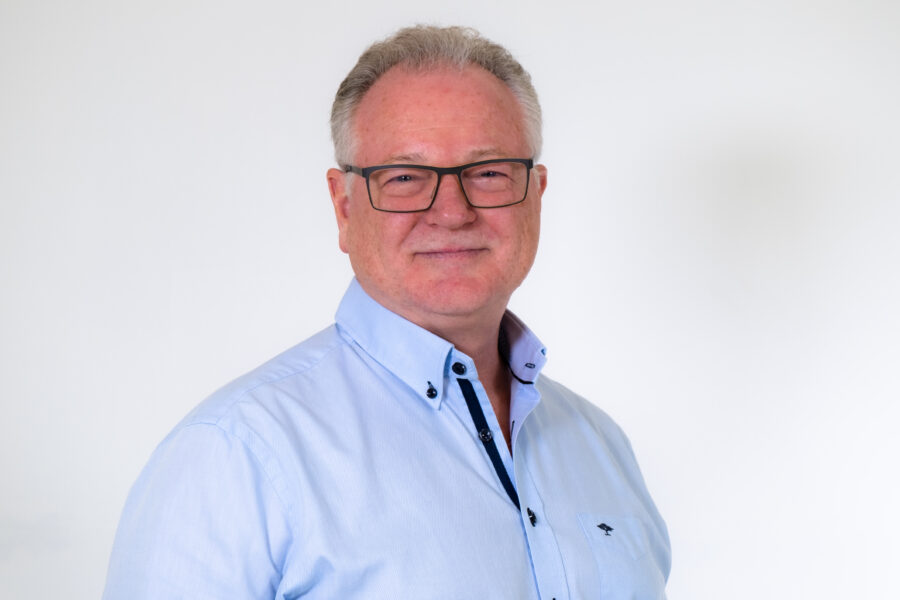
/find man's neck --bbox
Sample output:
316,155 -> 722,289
426,314 -> 514,451
356,282 -> 516,446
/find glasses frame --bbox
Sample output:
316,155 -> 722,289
343,158 -> 534,213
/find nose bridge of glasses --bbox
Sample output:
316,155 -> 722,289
432,167 -> 471,206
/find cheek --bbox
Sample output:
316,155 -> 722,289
512,211 -> 541,276
346,211 -> 418,270
513,209 -> 541,251
530,214 -> 541,255
343,207 -> 381,276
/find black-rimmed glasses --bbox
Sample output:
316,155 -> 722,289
343,158 -> 534,213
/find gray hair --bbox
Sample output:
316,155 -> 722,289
330,25 -> 542,166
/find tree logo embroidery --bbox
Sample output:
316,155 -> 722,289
597,523 -> 614,536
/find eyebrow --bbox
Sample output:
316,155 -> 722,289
380,148 -> 508,166
382,153 -> 427,164
465,148 -> 505,162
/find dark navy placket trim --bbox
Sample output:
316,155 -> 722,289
456,377 -> 520,510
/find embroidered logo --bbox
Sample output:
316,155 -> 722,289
597,523 -> 614,536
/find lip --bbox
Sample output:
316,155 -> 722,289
414,247 -> 487,259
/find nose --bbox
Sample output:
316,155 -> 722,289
425,173 -> 477,227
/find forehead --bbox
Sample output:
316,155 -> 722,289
351,64 -> 529,165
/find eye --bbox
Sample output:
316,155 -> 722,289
373,168 -> 428,188
468,164 -> 515,180
388,173 -> 416,183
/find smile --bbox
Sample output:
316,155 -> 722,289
415,248 -> 487,259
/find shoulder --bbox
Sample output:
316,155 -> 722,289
146,325 -> 353,511
534,373 -> 631,449
106,326 -> 355,595
182,325 -> 347,426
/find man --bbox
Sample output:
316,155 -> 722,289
104,25 -> 670,599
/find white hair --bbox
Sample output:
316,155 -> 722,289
330,25 -> 542,166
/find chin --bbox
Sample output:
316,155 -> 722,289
407,276 -> 510,318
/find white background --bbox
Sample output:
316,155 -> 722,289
2,1 -> 898,598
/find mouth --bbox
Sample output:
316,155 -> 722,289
414,247 -> 487,260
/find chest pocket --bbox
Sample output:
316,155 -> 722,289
577,513 -> 667,600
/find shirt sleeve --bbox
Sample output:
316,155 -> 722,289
102,422 -> 292,599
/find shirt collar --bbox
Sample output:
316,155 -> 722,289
335,279 -> 548,409
500,309 -> 548,384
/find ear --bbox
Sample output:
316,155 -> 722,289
533,164 -> 548,196
327,168 -> 351,254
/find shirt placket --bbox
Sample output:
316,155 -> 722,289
446,354 -> 570,600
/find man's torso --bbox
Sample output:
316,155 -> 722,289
103,282 -> 670,599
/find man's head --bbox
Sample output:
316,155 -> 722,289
326,26 -> 548,336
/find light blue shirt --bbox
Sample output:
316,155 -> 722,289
104,280 -> 670,599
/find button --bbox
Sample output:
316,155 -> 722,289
526,507 -> 536,526
479,428 -> 492,443
452,362 -> 467,375
426,383 -> 437,399
525,362 -> 535,368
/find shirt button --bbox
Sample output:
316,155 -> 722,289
452,362 -> 467,375
479,428 -> 492,443
426,383 -> 437,399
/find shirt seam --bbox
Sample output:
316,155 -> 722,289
179,421 -> 295,521
180,335 -> 349,525
200,332 -> 348,427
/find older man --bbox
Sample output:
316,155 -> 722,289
104,26 -> 670,599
